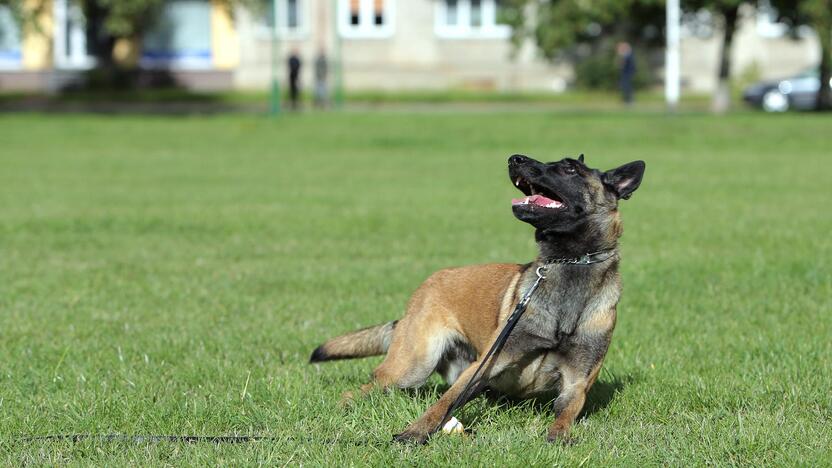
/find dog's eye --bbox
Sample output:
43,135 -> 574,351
564,166 -> 576,175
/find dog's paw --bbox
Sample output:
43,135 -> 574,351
546,431 -> 576,446
392,430 -> 429,445
338,391 -> 356,408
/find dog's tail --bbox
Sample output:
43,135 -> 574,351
309,320 -> 398,363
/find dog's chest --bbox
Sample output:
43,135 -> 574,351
490,350 -> 565,398
489,271 -> 620,398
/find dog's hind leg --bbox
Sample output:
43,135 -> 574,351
391,350 -> 513,444
341,315 -> 455,403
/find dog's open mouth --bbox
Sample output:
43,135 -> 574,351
511,177 -> 566,210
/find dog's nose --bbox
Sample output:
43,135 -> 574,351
508,154 -> 527,165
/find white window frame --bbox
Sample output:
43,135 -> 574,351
53,0 -> 96,69
338,0 -> 395,39
0,5 -> 23,70
435,0 -> 510,39
256,0 -> 310,39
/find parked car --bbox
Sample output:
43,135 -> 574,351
743,68 -> 832,112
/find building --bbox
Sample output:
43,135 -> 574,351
0,0 -> 238,91
0,0 -> 823,94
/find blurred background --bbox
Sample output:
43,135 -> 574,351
0,0 -> 830,113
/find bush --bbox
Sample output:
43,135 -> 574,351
573,48 -> 652,91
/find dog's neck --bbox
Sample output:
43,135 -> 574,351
534,215 -> 620,261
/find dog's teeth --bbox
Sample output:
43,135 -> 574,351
515,178 -> 521,187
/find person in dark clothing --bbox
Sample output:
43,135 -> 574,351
288,50 -> 302,110
617,41 -> 636,105
314,50 -> 329,108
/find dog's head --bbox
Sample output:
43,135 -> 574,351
508,154 -> 645,234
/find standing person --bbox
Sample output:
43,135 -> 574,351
617,41 -> 636,105
287,49 -> 302,110
314,50 -> 329,108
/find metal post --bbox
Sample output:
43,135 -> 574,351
333,0 -> 344,108
270,0 -> 281,115
665,0 -> 680,111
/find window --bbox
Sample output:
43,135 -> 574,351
435,0 -> 510,39
287,0 -> 299,29
445,0 -> 458,26
470,0 -> 482,28
260,0 -> 307,37
338,0 -> 395,39
142,0 -> 212,69
0,5 -> 22,70
53,0 -> 95,69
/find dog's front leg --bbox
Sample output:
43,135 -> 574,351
545,382 -> 587,444
392,359 -> 496,444
546,360 -> 604,444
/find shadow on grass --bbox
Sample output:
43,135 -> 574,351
396,369 -> 639,421
0,68 -> 264,116
482,371 -> 638,420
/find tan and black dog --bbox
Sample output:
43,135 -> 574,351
310,154 -> 645,444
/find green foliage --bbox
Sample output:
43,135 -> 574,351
573,48 -> 653,91
500,0 -> 665,61
0,0 -> 47,35
84,0 -> 164,37
683,0 -> 746,13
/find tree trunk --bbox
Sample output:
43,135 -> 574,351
82,1 -> 141,89
84,0 -> 116,68
815,29 -> 831,111
712,4 -> 739,114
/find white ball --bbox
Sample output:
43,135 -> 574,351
442,416 -> 464,434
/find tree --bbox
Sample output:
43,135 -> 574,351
770,0 -> 832,110
684,0 -> 745,114
83,0 -> 165,69
500,0 -> 665,60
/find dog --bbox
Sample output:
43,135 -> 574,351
309,154 -> 645,444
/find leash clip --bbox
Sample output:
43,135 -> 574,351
536,265 -> 547,279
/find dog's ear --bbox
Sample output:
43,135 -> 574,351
602,161 -> 645,200
578,153 -> 584,163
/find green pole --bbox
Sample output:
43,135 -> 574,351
270,0 -> 281,115
333,0 -> 344,108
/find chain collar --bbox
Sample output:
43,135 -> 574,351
540,249 -> 617,270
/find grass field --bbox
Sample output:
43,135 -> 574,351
0,110 -> 830,465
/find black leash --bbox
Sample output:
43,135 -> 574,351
438,264 -> 548,431
13,433 -> 382,447
18,434 -> 277,444
438,250 -> 616,432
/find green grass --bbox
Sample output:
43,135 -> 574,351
0,110 -> 830,465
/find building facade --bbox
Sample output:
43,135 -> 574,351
0,0 -> 238,91
0,0 -> 823,94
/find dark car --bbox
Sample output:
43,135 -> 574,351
743,68 -> 832,112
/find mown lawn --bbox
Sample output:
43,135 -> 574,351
0,110 -> 829,465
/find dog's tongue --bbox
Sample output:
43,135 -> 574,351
511,194 -> 564,208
